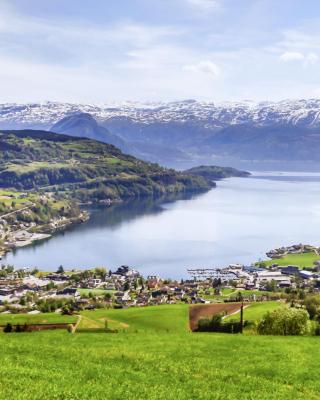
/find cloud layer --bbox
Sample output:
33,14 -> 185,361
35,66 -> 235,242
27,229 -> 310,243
1,0 -> 320,102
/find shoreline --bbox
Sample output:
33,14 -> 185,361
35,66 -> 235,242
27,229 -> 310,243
0,211 -> 89,260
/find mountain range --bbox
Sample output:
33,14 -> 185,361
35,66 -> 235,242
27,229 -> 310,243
2,99 -> 320,169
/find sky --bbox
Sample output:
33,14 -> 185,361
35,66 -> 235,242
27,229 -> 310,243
1,0 -> 320,103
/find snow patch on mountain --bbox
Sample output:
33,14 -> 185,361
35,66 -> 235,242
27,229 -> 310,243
1,99 -> 320,129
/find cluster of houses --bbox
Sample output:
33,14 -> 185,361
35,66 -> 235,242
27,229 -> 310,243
266,244 -> 320,259
0,265 -> 219,311
1,245 -> 320,313
225,263 -> 319,291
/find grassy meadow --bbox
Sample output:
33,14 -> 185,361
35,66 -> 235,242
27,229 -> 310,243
262,252 -> 320,268
225,301 -> 284,323
78,304 -> 189,332
0,303 -> 319,399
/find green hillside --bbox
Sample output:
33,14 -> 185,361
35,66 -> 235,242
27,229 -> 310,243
261,252 -> 320,269
79,304 -> 189,333
1,321 -> 319,399
225,301 -> 284,322
0,130 -> 213,203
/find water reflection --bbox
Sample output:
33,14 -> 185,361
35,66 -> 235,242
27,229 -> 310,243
4,173 -> 320,278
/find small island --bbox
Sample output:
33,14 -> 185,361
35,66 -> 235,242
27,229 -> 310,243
184,165 -> 251,180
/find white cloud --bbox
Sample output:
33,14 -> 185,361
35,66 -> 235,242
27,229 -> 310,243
305,53 -> 319,64
186,0 -> 220,9
280,51 -> 318,65
280,51 -> 304,62
183,61 -> 220,77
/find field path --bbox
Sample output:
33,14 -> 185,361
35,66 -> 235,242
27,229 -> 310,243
0,202 -> 34,218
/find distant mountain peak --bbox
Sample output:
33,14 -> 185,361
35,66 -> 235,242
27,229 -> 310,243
2,99 -> 320,168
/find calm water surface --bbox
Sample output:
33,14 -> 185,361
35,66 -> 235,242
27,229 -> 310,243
4,172 -> 320,278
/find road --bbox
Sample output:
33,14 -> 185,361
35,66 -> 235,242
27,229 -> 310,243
0,202 -> 34,219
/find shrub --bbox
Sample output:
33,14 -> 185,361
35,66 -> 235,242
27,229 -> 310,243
257,307 -> 310,336
3,323 -> 12,333
314,324 -> 320,336
303,295 -> 320,320
197,314 -> 223,331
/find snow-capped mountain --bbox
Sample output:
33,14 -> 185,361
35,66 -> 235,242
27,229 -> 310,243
2,99 -> 320,169
1,99 -> 320,129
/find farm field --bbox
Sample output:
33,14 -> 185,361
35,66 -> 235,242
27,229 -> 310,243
0,312 -> 77,326
262,252 -> 320,268
0,329 -> 320,399
189,303 -> 242,331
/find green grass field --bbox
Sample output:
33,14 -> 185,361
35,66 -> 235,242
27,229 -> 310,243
79,304 -> 189,332
0,312 -> 77,326
225,301 -> 284,323
78,288 -> 114,297
0,189 -> 34,208
262,252 -> 320,268
1,329 -> 320,399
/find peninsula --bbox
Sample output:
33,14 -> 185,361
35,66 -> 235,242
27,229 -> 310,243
0,129 -> 214,256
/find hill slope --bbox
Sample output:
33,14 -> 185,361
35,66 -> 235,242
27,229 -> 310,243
0,129 -> 213,203
0,321 -> 319,399
51,113 -> 191,165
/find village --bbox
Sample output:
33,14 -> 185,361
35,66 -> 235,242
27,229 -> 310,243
1,244 -> 320,314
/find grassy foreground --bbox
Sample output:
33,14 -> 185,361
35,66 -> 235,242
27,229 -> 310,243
0,304 -> 319,399
1,330 -> 320,400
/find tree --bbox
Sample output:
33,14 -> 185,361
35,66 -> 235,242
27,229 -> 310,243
265,279 -> 277,292
31,268 -> 39,275
94,267 -> 107,280
257,307 -> 310,336
104,293 -> 111,301
56,265 -> 64,274
19,296 -> 26,306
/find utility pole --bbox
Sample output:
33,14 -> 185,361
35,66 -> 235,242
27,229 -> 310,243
240,301 -> 244,333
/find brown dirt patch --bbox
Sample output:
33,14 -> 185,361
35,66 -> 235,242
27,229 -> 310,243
189,303 -> 243,331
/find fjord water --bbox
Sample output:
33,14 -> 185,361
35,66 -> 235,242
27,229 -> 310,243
4,172 -> 320,278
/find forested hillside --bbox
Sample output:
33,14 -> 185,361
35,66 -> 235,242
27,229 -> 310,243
184,165 -> 251,180
0,130 -> 213,203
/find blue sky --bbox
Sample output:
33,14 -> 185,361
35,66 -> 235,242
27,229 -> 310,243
1,0 -> 320,103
